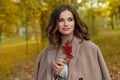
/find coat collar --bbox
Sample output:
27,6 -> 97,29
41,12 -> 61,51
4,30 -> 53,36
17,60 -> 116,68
47,36 -> 81,50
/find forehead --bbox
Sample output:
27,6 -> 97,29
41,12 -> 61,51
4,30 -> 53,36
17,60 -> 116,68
59,10 -> 74,18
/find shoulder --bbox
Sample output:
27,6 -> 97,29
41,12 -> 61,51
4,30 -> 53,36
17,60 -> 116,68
81,40 -> 99,51
37,44 -> 54,56
36,45 -> 51,61
80,40 -> 102,57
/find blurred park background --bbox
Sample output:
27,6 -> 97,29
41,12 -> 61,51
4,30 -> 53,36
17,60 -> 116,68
0,0 -> 120,80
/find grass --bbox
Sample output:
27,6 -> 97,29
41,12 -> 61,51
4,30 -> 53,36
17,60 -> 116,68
0,28 -> 120,80
93,27 -> 120,80
0,37 -> 41,80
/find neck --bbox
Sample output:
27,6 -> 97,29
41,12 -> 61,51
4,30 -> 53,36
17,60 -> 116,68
61,33 -> 73,44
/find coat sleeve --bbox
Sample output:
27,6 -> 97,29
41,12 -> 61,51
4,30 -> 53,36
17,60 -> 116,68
97,47 -> 111,80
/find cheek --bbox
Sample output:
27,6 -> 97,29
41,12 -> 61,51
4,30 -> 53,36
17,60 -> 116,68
71,20 -> 75,26
58,23 -> 64,30
71,26 -> 75,32
58,26 -> 62,33
71,23 -> 75,30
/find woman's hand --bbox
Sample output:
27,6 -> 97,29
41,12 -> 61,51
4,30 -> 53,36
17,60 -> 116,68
52,58 -> 66,76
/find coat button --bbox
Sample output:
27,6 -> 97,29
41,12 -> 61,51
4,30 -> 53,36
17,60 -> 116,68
79,77 -> 83,80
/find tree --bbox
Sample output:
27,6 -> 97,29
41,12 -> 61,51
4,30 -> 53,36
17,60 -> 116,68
0,0 -> 19,42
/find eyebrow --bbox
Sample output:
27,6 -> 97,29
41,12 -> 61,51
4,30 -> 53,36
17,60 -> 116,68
59,16 -> 74,19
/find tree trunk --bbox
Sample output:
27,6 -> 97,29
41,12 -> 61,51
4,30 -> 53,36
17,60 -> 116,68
34,20 -> 41,53
26,26 -> 28,55
0,24 -> 2,43
111,15 -> 114,30
92,14 -> 95,29
40,11 -> 47,48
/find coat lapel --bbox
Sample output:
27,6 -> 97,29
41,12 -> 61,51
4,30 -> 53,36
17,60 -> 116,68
47,46 -> 57,80
68,36 -> 81,79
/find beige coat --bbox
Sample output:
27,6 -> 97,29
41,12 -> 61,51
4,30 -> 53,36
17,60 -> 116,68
34,36 -> 111,80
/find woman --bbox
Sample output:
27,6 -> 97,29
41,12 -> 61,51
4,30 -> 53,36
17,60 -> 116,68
34,5 -> 111,80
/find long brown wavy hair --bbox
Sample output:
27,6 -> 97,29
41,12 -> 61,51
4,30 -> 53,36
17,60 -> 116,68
46,5 -> 90,48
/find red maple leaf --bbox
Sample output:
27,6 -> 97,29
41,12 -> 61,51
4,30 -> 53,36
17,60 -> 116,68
62,40 -> 73,59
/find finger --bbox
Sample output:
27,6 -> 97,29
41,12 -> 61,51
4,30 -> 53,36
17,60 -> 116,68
53,60 -> 59,66
53,63 -> 64,72
57,58 -> 66,63
52,66 -> 60,75
57,61 -> 65,66
52,62 -> 62,72
52,61 -> 60,70
53,66 -> 58,72
56,59 -> 66,66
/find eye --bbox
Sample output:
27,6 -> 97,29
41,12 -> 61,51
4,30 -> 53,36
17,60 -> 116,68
68,18 -> 74,22
58,18 -> 64,22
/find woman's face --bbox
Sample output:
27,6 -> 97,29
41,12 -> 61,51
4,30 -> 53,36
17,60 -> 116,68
57,10 -> 75,36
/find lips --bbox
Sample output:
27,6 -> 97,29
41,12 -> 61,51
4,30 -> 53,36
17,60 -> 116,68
63,28 -> 70,31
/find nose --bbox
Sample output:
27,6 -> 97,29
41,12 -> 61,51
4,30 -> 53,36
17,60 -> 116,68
64,21 -> 68,26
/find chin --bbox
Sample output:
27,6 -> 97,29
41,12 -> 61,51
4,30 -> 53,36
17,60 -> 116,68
62,33 -> 71,36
